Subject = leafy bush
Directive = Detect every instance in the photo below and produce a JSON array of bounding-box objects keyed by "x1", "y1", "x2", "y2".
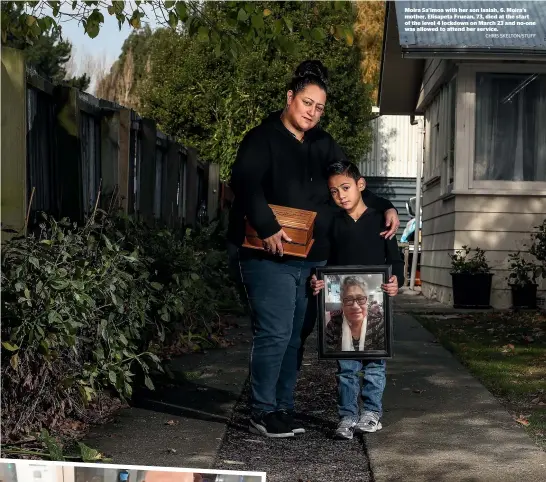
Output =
[
  {"x1": 506, "y1": 252, "x2": 539, "y2": 287},
  {"x1": 1, "y1": 211, "x2": 242, "y2": 442},
  {"x1": 138, "y1": 1, "x2": 373, "y2": 181},
  {"x1": 449, "y1": 246, "x2": 491, "y2": 275},
  {"x1": 529, "y1": 219, "x2": 546, "y2": 279}
]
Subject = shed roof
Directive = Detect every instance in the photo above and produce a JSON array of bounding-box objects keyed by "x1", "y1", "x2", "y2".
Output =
[
  {"x1": 396, "y1": 0, "x2": 546, "y2": 56},
  {"x1": 378, "y1": 1, "x2": 546, "y2": 115}
]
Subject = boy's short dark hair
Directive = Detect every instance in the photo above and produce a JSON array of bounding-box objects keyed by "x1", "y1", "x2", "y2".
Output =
[{"x1": 326, "y1": 160, "x2": 363, "y2": 182}]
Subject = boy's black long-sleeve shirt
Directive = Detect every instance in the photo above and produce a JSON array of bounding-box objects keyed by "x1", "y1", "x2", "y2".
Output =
[
  {"x1": 227, "y1": 111, "x2": 396, "y2": 262},
  {"x1": 329, "y1": 207, "x2": 405, "y2": 286}
]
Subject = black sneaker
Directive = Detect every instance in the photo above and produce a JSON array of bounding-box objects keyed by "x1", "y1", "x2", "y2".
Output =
[
  {"x1": 249, "y1": 411, "x2": 294, "y2": 438},
  {"x1": 277, "y1": 410, "x2": 305, "y2": 434}
]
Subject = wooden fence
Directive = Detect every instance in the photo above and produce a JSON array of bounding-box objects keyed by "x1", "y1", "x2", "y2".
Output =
[{"x1": 1, "y1": 46, "x2": 222, "y2": 240}]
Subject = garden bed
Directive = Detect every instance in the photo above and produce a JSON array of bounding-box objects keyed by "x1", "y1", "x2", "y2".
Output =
[{"x1": 1, "y1": 211, "x2": 243, "y2": 460}]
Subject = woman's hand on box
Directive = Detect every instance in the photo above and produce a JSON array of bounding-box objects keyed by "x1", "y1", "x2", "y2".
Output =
[{"x1": 263, "y1": 228, "x2": 292, "y2": 256}]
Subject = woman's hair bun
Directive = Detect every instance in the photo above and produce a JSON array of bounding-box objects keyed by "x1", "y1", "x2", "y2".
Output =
[
  {"x1": 294, "y1": 60, "x2": 328, "y2": 85},
  {"x1": 289, "y1": 59, "x2": 328, "y2": 94}
]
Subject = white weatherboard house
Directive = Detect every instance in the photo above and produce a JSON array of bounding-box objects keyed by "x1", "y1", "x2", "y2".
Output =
[{"x1": 378, "y1": 0, "x2": 546, "y2": 308}]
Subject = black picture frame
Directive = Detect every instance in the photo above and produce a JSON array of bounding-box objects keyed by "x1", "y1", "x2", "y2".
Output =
[{"x1": 316, "y1": 265, "x2": 394, "y2": 360}]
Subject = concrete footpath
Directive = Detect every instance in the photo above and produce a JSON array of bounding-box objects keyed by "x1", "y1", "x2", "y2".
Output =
[
  {"x1": 84, "y1": 291, "x2": 546, "y2": 481},
  {"x1": 84, "y1": 318, "x2": 251, "y2": 468},
  {"x1": 215, "y1": 331, "x2": 373, "y2": 482},
  {"x1": 367, "y1": 291, "x2": 546, "y2": 482}
]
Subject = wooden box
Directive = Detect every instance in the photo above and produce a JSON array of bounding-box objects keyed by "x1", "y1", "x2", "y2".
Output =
[{"x1": 242, "y1": 204, "x2": 317, "y2": 258}]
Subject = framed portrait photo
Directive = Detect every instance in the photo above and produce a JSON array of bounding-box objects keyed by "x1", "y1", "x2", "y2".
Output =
[{"x1": 316, "y1": 265, "x2": 394, "y2": 360}]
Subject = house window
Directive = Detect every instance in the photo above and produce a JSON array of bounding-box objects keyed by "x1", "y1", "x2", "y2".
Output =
[
  {"x1": 474, "y1": 73, "x2": 546, "y2": 182},
  {"x1": 423, "y1": 77, "x2": 457, "y2": 191},
  {"x1": 424, "y1": 97, "x2": 440, "y2": 182}
]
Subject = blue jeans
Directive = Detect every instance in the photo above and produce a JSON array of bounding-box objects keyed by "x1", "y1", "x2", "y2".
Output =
[
  {"x1": 238, "y1": 250, "x2": 323, "y2": 415},
  {"x1": 297, "y1": 279, "x2": 323, "y2": 370},
  {"x1": 337, "y1": 359, "x2": 386, "y2": 419}
]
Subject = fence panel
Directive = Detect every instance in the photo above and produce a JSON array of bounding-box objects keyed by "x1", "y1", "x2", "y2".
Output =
[
  {"x1": 207, "y1": 162, "x2": 220, "y2": 222},
  {"x1": 80, "y1": 111, "x2": 102, "y2": 214},
  {"x1": 4, "y1": 63, "x2": 214, "y2": 234},
  {"x1": 160, "y1": 144, "x2": 180, "y2": 226},
  {"x1": 153, "y1": 145, "x2": 165, "y2": 219},
  {"x1": 128, "y1": 114, "x2": 141, "y2": 215},
  {"x1": 26, "y1": 86, "x2": 58, "y2": 219},
  {"x1": 178, "y1": 150, "x2": 188, "y2": 225}
]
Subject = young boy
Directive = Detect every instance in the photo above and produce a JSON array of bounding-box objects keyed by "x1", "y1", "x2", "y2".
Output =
[{"x1": 311, "y1": 160, "x2": 404, "y2": 440}]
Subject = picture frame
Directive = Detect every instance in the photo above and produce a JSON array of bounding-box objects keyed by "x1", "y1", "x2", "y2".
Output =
[{"x1": 316, "y1": 265, "x2": 394, "y2": 360}]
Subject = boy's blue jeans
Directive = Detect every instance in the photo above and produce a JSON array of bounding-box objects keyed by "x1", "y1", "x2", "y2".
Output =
[
  {"x1": 337, "y1": 359, "x2": 386, "y2": 419},
  {"x1": 238, "y1": 250, "x2": 325, "y2": 415}
]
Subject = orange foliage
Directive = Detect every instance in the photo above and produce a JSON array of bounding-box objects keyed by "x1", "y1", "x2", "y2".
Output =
[{"x1": 353, "y1": 1, "x2": 386, "y2": 105}]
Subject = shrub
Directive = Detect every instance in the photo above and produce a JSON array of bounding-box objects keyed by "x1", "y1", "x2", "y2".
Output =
[
  {"x1": 529, "y1": 219, "x2": 546, "y2": 279},
  {"x1": 506, "y1": 252, "x2": 539, "y2": 287},
  {"x1": 1, "y1": 211, "x2": 241, "y2": 441},
  {"x1": 449, "y1": 246, "x2": 491, "y2": 275}
]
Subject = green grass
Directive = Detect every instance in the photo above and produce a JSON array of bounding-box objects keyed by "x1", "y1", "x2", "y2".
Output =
[{"x1": 415, "y1": 310, "x2": 546, "y2": 450}]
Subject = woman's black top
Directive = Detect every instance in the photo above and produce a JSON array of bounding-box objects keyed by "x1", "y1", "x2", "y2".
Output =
[{"x1": 227, "y1": 111, "x2": 395, "y2": 262}]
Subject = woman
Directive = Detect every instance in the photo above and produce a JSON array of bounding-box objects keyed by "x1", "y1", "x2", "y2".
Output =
[
  {"x1": 325, "y1": 277, "x2": 385, "y2": 352},
  {"x1": 227, "y1": 60, "x2": 399, "y2": 438}
]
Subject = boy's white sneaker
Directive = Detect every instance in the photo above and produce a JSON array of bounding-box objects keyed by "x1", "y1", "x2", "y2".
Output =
[
  {"x1": 335, "y1": 416, "x2": 358, "y2": 440},
  {"x1": 355, "y1": 410, "x2": 382, "y2": 433}
]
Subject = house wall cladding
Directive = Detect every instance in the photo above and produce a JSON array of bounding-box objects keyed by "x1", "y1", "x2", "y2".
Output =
[
  {"x1": 359, "y1": 115, "x2": 423, "y2": 178},
  {"x1": 359, "y1": 115, "x2": 422, "y2": 239},
  {"x1": 1, "y1": 47, "x2": 221, "y2": 237},
  {"x1": 419, "y1": 61, "x2": 546, "y2": 309}
]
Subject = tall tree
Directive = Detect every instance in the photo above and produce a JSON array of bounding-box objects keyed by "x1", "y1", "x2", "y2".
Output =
[
  {"x1": 6, "y1": 27, "x2": 91, "y2": 90},
  {"x1": 96, "y1": 25, "x2": 154, "y2": 109},
  {"x1": 137, "y1": 1, "x2": 372, "y2": 181},
  {"x1": 354, "y1": 1, "x2": 386, "y2": 105},
  {"x1": 66, "y1": 72, "x2": 91, "y2": 91}
]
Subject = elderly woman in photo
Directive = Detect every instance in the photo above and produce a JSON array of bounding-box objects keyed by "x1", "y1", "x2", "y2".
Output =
[
  {"x1": 325, "y1": 276, "x2": 385, "y2": 353},
  {"x1": 321, "y1": 275, "x2": 389, "y2": 438}
]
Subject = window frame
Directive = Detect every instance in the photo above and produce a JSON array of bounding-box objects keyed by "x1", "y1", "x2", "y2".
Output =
[
  {"x1": 441, "y1": 75, "x2": 457, "y2": 196},
  {"x1": 423, "y1": 87, "x2": 441, "y2": 185},
  {"x1": 423, "y1": 76, "x2": 457, "y2": 194},
  {"x1": 457, "y1": 63, "x2": 546, "y2": 195}
]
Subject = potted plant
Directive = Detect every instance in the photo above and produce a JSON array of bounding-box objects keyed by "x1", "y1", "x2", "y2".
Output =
[
  {"x1": 530, "y1": 219, "x2": 546, "y2": 276},
  {"x1": 506, "y1": 252, "x2": 539, "y2": 309},
  {"x1": 529, "y1": 218, "x2": 546, "y2": 310},
  {"x1": 449, "y1": 246, "x2": 493, "y2": 308}
]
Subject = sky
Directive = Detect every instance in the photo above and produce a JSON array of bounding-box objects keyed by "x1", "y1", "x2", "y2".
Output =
[{"x1": 55, "y1": 4, "x2": 160, "y2": 90}]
